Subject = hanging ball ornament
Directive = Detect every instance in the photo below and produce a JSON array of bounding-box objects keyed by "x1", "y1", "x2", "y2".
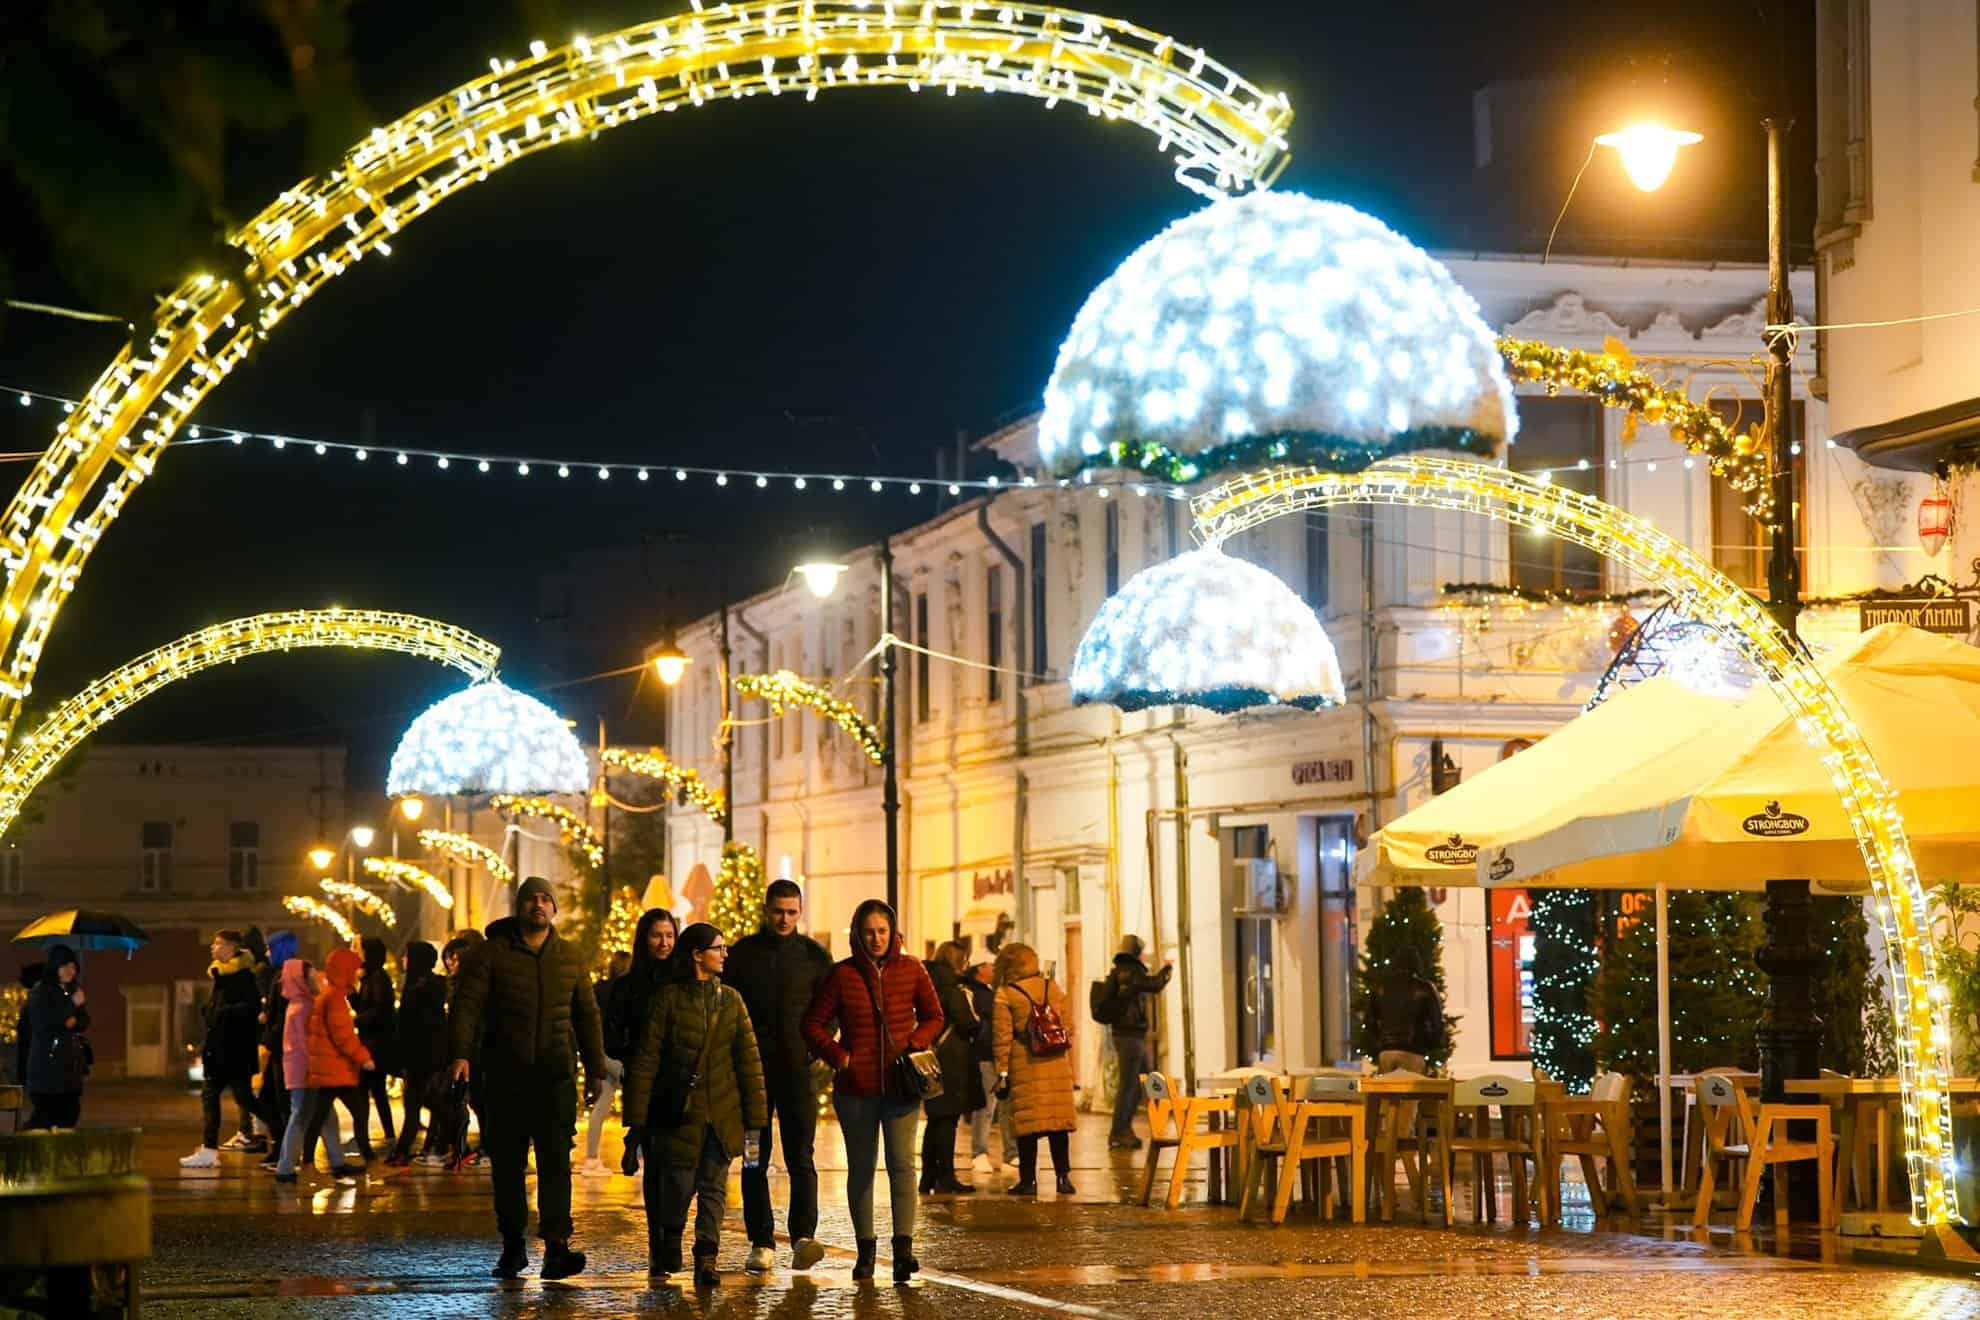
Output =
[{"x1": 1919, "y1": 486, "x2": 1954, "y2": 557}]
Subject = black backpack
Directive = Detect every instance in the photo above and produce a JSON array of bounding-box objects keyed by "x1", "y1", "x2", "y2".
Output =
[{"x1": 1089, "y1": 974, "x2": 1124, "y2": 1026}]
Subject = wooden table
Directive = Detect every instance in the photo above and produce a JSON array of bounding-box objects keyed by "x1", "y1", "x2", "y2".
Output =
[
  {"x1": 1784, "y1": 1075, "x2": 1980, "y2": 1216},
  {"x1": 1359, "y1": 1074, "x2": 1454, "y2": 1223}
]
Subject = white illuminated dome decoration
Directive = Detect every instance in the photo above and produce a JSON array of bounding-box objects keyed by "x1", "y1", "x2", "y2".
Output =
[
  {"x1": 1038, "y1": 191, "x2": 1517, "y2": 481},
  {"x1": 1072, "y1": 546, "x2": 1346, "y2": 714},
  {"x1": 387, "y1": 680, "x2": 589, "y2": 797}
]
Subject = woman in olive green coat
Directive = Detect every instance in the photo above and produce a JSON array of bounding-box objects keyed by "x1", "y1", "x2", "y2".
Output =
[{"x1": 622, "y1": 923, "x2": 768, "y2": 1287}]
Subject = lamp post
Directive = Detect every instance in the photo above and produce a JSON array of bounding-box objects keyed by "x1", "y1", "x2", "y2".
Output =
[
  {"x1": 1594, "y1": 62, "x2": 1821, "y2": 1216},
  {"x1": 796, "y1": 542, "x2": 898, "y2": 912}
]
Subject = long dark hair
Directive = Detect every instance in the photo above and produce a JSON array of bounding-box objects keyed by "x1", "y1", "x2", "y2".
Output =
[
  {"x1": 663, "y1": 922, "x2": 722, "y2": 983},
  {"x1": 631, "y1": 907, "x2": 678, "y2": 980}
]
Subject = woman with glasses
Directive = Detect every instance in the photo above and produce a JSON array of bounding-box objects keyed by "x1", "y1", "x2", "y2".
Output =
[
  {"x1": 801, "y1": 898, "x2": 944, "y2": 1284},
  {"x1": 621, "y1": 923, "x2": 767, "y2": 1288}
]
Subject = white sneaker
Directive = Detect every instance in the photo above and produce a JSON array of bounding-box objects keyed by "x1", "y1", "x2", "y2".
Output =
[
  {"x1": 414, "y1": 1153, "x2": 451, "y2": 1167},
  {"x1": 745, "y1": 1245, "x2": 775, "y2": 1275},
  {"x1": 972, "y1": 1153, "x2": 994, "y2": 1176},
  {"x1": 578, "y1": 1159, "x2": 613, "y2": 1178},
  {"x1": 179, "y1": 1147, "x2": 220, "y2": 1168}
]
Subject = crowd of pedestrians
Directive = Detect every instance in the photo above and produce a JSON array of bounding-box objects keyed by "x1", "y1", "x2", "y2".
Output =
[{"x1": 133, "y1": 874, "x2": 1179, "y2": 1288}]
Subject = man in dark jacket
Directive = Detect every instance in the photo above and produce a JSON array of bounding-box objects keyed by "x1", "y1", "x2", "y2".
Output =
[
  {"x1": 350, "y1": 936, "x2": 398, "y2": 1160},
  {"x1": 253, "y1": 930, "x2": 299, "y2": 1170},
  {"x1": 182, "y1": 929, "x2": 263, "y2": 1167},
  {"x1": 1370, "y1": 949, "x2": 1444, "y2": 1074},
  {"x1": 390, "y1": 941, "x2": 449, "y2": 1164},
  {"x1": 721, "y1": 879, "x2": 831, "y2": 1275},
  {"x1": 1103, "y1": 934, "x2": 1173, "y2": 1150},
  {"x1": 449, "y1": 877, "x2": 606, "y2": 1282}
]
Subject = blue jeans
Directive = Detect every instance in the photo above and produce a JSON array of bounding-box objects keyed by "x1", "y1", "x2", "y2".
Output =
[
  {"x1": 278, "y1": 1086, "x2": 347, "y2": 1175},
  {"x1": 833, "y1": 1092, "x2": 919, "y2": 1239}
]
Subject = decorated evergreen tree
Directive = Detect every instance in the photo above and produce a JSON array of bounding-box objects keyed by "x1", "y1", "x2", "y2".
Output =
[
  {"x1": 1529, "y1": 889, "x2": 1598, "y2": 1092},
  {"x1": 1592, "y1": 890, "x2": 1769, "y2": 1085},
  {"x1": 1353, "y1": 887, "x2": 1459, "y2": 1067}
]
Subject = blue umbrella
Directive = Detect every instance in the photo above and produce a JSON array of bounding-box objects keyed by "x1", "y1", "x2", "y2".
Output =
[{"x1": 13, "y1": 909, "x2": 150, "y2": 954}]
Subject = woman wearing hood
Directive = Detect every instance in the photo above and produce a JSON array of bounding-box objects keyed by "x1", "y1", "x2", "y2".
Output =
[
  {"x1": 349, "y1": 936, "x2": 397, "y2": 1160},
  {"x1": 992, "y1": 943, "x2": 1077, "y2": 1197},
  {"x1": 292, "y1": 947, "x2": 373, "y2": 1185},
  {"x1": 272, "y1": 958, "x2": 320, "y2": 1181},
  {"x1": 582, "y1": 908, "x2": 677, "y2": 1177},
  {"x1": 620, "y1": 922, "x2": 765, "y2": 1286},
  {"x1": 389, "y1": 941, "x2": 451, "y2": 1165},
  {"x1": 800, "y1": 899, "x2": 943, "y2": 1284},
  {"x1": 23, "y1": 945, "x2": 88, "y2": 1129}
]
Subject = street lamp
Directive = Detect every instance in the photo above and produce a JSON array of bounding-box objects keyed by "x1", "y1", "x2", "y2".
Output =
[
  {"x1": 349, "y1": 826, "x2": 376, "y2": 850},
  {"x1": 307, "y1": 845, "x2": 337, "y2": 872},
  {"x1": 651, "y1": 641, "x2": 691, "y2": 687},
  {"x1": 397, "y1": 796, "x2": 425, "y2": 822},
  {"x1": 1594, "y1": 122, "x2": 1702, "y2": 192},
  {"x1": 793, "y1": 543, "x2": 899, "y2": 912}
]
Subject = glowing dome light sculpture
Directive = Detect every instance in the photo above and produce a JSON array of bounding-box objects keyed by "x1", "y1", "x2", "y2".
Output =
[
  {"x1": 1071, "y1": 546, "x2": 1345, "y2": 713},
  {"x1": 1038, "y1": 192, "x2": 1518, "y2": 483},
  {"x1": 387, "y1": 680, "x2": 587, "y2": 798}
]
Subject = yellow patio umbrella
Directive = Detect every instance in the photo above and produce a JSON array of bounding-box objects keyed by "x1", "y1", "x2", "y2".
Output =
[{"x1": 1479, "y1": 624, "x2": 1980, "y2": 891}]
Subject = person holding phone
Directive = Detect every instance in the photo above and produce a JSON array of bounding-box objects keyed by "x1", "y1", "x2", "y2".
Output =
[{"x1": 620, "y1": 923, "x2": 767, "y2": 1288}]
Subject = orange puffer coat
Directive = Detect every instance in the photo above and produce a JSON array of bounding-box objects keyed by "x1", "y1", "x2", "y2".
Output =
[
  {"x1": 991, "y1": 948, "x2": 1077, "y2": 1137},
  {"x1": 306, "y1": 947, "x2": 373, "y2": 1089}
]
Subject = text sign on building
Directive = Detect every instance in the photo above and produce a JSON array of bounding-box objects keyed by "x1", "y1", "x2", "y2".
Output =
[
  {"x1": 1291, "y1": 757, "x2": 1356, "y2": 787},
  {"x1": 1858, "y1": 598, "x2": 1971, "y2": 635}
]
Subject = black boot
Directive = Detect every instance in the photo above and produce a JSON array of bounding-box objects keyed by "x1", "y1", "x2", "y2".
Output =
[
  {"x1": 492, "y1": 1236, "x2": 528, "y2": 1279},
  {"x1": 852, "y1": 1237, "x2": 877, "y2": 1281},
  {"x1": 649, "y1": 1232, "x2": 683, "y2": 1277},
  {"x1": 1055, "y1": 1173, "x2": 1077, "y2": 1196},
  {"x1": 891, "y1": 1235, "x2": 919, "y2": 1284},
  {"x1": 541, "y1": 1238, "x2": 586, "y2": 1281}
]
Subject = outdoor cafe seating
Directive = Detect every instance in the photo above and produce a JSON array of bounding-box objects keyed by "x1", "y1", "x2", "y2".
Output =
[{"x1": 1691, "y1": 1071, "x2": 1836, "y2": 1232}]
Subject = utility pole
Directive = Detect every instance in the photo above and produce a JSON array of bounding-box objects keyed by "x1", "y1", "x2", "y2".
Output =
[{"x1": 878, "y1": 536, "x2": 899, "y2": 913}]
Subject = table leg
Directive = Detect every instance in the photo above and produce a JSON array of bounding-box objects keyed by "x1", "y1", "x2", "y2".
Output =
[{"x1": 1833, "y1": 1098, "x2": 1857, "y2": 1216}]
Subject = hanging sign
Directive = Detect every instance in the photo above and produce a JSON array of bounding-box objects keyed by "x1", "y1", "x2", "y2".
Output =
[{"x1": 1858, "y1": 597, "x2": 1970, "y2": 635}]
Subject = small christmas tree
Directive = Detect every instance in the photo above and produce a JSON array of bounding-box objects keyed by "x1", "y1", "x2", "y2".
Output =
[
  {"x1": 1353, "y1": 887, "x2": 1458, "y2": 1067},
  {"x1": 1592, "y1": 889, "x2": 1769, "y2": 1085},
  {"x1": 1529, "y1": 889, "x2": 1598, "y2": 1092},
  {"x1": 706, "y1": 841, "x2": 764, "y2": 944}
]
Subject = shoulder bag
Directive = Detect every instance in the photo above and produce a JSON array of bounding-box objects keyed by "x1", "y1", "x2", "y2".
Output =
[{"x1": 863, "y1": 965, "x2": 943, "y2": 1102}]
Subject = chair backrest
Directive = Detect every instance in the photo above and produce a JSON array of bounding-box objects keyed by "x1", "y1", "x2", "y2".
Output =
[
  {"x1": 1239, "y1": 1074, "x2": 1275, "y2": 1109},
  {"x1": 1695, "y1": 1073, "x2": 1742, "y2": 1108},
  {"x1": 1144, "y1": 1070, "x2": 1172, "y2": 1103},
  {"x1": 1305, "y1": 1074, "x2": 1360, "y2": 1097},
  {"x1": 1453, "y1": 1074, "x2": 1535, "y2": 1108},
  {"x1": 1590, "y1": 1071, "x2": 1631, "y2": 1104}
]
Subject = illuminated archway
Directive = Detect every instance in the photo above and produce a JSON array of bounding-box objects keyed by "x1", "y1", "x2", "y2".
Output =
[
  {"x1": 0, "y1": 608, "x2": 498, "y2": 837},
  {"x1": 0, "y1": 3, "x2": 1290, "y2": 758},
  {"x1": 1192, "y1": 456, "x2": 1960, "y2": 1227}
]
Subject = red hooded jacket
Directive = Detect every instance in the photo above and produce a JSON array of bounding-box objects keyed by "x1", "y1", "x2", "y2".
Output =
[
  {"x1": 306, "y1": 947, "x2": 374, "y2": 1089},
  {"x1": 801, "y1": 925, "x2": 942, "y2": 1098}
]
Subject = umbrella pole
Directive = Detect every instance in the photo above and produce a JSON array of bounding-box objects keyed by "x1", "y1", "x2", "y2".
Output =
[{"x1": 1656, "y1": 881, "x2": 1674, "y2": 1199}]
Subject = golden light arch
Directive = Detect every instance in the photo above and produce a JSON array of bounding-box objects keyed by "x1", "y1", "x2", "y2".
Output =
[
  {"x1": 0, "y1": 2, "x2": 1291, "y2": 759},
  {"x1": 0, "y1": 608, "x2": 499, "y2": 839},
  {"x1": 1193, "y1": 456, "x2": 1962, "y2": 1229}
]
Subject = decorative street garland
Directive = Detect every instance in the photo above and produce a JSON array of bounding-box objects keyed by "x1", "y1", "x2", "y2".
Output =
[
  {"x1": 1496, "y1": 337, "x2": 1774, "y2": 523},
  {"x1": 364, "y1": 856, "x2": 455, "y2": 910},
  {"x1": 600, "y1": 746, "x2": 728, "y2": 825},
  {"x1": 417, "y1": 829, "x2": 516, "y2": 884},
  {"x1": 734, "y1": 670, "x2": 887, "y2": 766},
  {"x1": 1101, "y1": 425, "x2": 1498, "y2": 486},
  {"x1": 283, "y1": 894, "x2": 357, "y2": 944},
  {"x1": 319, "y1": 877, "x2": 397, "y2": 928},
  {"x1": 489, "y1": 794, "x2": 604, "y2": 868},
  {"x1": 1441, "y1": 582, "x2": 1668, "y2": 608}
]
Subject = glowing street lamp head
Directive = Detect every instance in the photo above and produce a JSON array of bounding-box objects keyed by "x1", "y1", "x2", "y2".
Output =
[
  {"x1": 795, "y1": 562, "x2": 848, "y2": 600},
  {"x1": 398, "y1": 795, "x2": 425, "y2": 822},
  {"x1": 349, "y1": 826, "x2": 376, "y2": 850},
  {"x1": 1595, "y1": 123, "x2": 1703, "y2": 192},
  {"x1": 308, "y1": 846, "x2": 337, "y2": 872},
  {"x1": 651, "y1": 643, "x2": 691, "y2": 687}
]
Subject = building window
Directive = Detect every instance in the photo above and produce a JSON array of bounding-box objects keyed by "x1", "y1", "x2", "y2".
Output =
[
  {"x1": 1305, "y1": 512, "x2": 1330, "y2": 611},
  {"x1": 1507, "y1": 397, "x2": 1604, "y2": 594},
  {"x1": 1709, "y1": 400, "x2": 1806, "y2": 592},
  {"x1": 1104, "y1": 502, "x2": 1120, "y2": 596},
  {"x1": 140, "y1": 820, "x2": 173, "y2": 892},
  {"x1": 915, "y1": 593, "x2": 931, "y2": 723},
  {"x1": 986, "y1": 565, "x2": 1004, "y2": 703},
  {"x1": 228, "y1": 821, "x2": 260, "y2": 891},
  {"x1": 0, "y1": 847, "x2": 20, "y2": 895},
  {"x1": 1029, "y1": 521, "x2": 1049, "y2": 679}
]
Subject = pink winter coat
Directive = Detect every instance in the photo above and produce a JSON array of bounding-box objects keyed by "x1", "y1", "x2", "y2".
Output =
[{"x1": 279, "y1": 958, "x2": 314, "y2": 1090}]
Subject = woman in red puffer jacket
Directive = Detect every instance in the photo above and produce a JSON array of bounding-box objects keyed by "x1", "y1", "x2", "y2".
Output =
[
  {"x1": 292, "y1": 947, "x2": 373, "y2": 1182},
  {"x1": 801, "y1": 898, "x2": 942, "y2": 1283}
]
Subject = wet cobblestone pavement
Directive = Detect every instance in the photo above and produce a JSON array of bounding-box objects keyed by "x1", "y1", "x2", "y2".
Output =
[{"x1": 92, "y1": 1082, "x2": 1978, "y2": 1318}]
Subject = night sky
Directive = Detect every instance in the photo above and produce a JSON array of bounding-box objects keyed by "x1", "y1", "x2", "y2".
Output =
[{"x1": 0, "y1": 1, "x2": 1813, "y2": 787}]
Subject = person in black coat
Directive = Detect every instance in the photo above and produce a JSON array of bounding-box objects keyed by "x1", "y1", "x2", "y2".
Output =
[
  {"x1": 13, "y1": 962, "x2": 42, "y2": 1087},
  {"x1": 349, "y1": 936, "x2": 398, "y2": 1159},
  {"x1": 1103, "y1": 934, "x2": 1172, "y2": 1150},
  {"x1": 389, "y1": 941, "x2": 450, "y2": 1164},
  {"x1": 919, "y1": 943, "x2": 986, "y2": 1195},
  {"x1": 964, "y1": 958, "x2": 1000, "y2": 1172},
  {"x1": 182, "y1": 929, "x2": 263, "y2": 1166},
  {"x1": 254, "y1": 930, "x2": 299, "y2": 1166},
  {"x1": 24, "y1": 946, "x2": 88, "y2": 1129}
]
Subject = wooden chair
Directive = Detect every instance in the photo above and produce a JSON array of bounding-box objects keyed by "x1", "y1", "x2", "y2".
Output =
[
  {"x1": 1368, "y1": 1072, "x2": 1430, "y2": 1222},
  {"x1": 1541, "y1": 1071, "x2": 1640, "y2": 1221},
  {"x1": 1139, "y1": 1070, "x2": 1238, "y2": 1209},
  {"x1": 1235, "y1": 1075, "x2": 1291, "y2": 1222},
  {"x1": 1274, "y1": 1075, "x2": 1366, "y2": 1225},
  {"x1": 1701, "y1": 1074, "x2": 1835, "y2": 1232},
  {"x1": 1443, "y1": 1075, "x2": 1547, "y2": 1226}
]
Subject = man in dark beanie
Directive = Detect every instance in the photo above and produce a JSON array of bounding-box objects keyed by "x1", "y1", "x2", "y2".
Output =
[{"x1": 449, "y1": 876, "x2": 605, "y2": 1281}]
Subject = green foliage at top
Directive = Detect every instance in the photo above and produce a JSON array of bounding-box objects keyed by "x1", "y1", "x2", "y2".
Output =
[
  {"x1": 1933, "y1": 881, "x2": 1980, "y2": 1075},
  {"x1": 1591, "y1": 890, "x2": 1767, "y2": 1085},
  {"x1": 1352, "y1": 886, "x2": 1458, "y2": 1068},
  {"x1": 1809, "y1": 895, "x2": 1872, "y2": 1076}
]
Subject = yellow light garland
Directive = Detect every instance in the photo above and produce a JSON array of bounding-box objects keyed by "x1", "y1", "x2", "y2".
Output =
[
  {"x1": 363, "y1": 856, "x2": 454, "y2": 910},
  {"x1": 0, "y1": 609, "x2": 497, "y2": 839},
  {"x1": 319, "y1": 877, "x2": 398, "y2": 928},
  {"x1": 600, "y1": 746, "x2": 727, "y2": 825},
  {"x1": 1192, "y1": 456, "x2": 1961, "y2": 1227},
  {"x1": 284, "y1": 894, "x2": 357, "y2": 945},
  {"x1": 734, "y1": 671, "x2": 886, "y2": 765},
  {"x1": 489, "y1": 794, "x2": 604, "y2": 868},
  {"x1": 707, "y1": 841, "x2": 765, "y2": 946},
  {"x1": 416, "y1": 829, "x2": 515, "y2": 884},
  {"x1": 599, "y1": 884, "x2": 642, "y2": 973},
  {"x1": 1495, "y1": 336, "x2": 1773, "y2": 523}
]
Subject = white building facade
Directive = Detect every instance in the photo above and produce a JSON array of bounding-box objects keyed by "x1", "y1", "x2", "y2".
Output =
[{"x1": 655, "y1": 253, "x2": 1914, "y2": 1102}]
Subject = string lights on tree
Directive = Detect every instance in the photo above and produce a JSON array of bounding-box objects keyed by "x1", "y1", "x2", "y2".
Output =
[
  {"x1": 490, "y1": 795, "x2": 604, "y2": 869},
  {"x1": 416, "y1": 829, "x2": 516, "y2": 884},
  {"x1": 732, "y1": 672, "x2": 886, "y2": 765},
  {"x1": 319, "y1": 877, "x2": 398, "y2": 928},
  {"x1": 600, "y1": 746, "x2": 728, "y2": 824},
  {"x1": 284, "y1": 894, "x2": 357, "y2": 945},
  {"x1": 598, "y1": 885, "x2": 643, "y2": 974},
  {"x1": 364, "y1": 856, "x2": 453, "y2": 910},
  {"x1": 707, "y1": 842, "x2": 765, "y2": 946}
]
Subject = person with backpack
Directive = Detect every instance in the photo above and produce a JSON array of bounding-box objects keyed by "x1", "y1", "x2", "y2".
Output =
[
  {"x1": 800, "y1": 898, "x2": 943, "y2": 1284},
  {"x1": 991, "y1": 942, "x2": 1076, "y2": 1197},
  {"x1": 1091, "y1": 934, "x2": 1173, "y2": 1150}
]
